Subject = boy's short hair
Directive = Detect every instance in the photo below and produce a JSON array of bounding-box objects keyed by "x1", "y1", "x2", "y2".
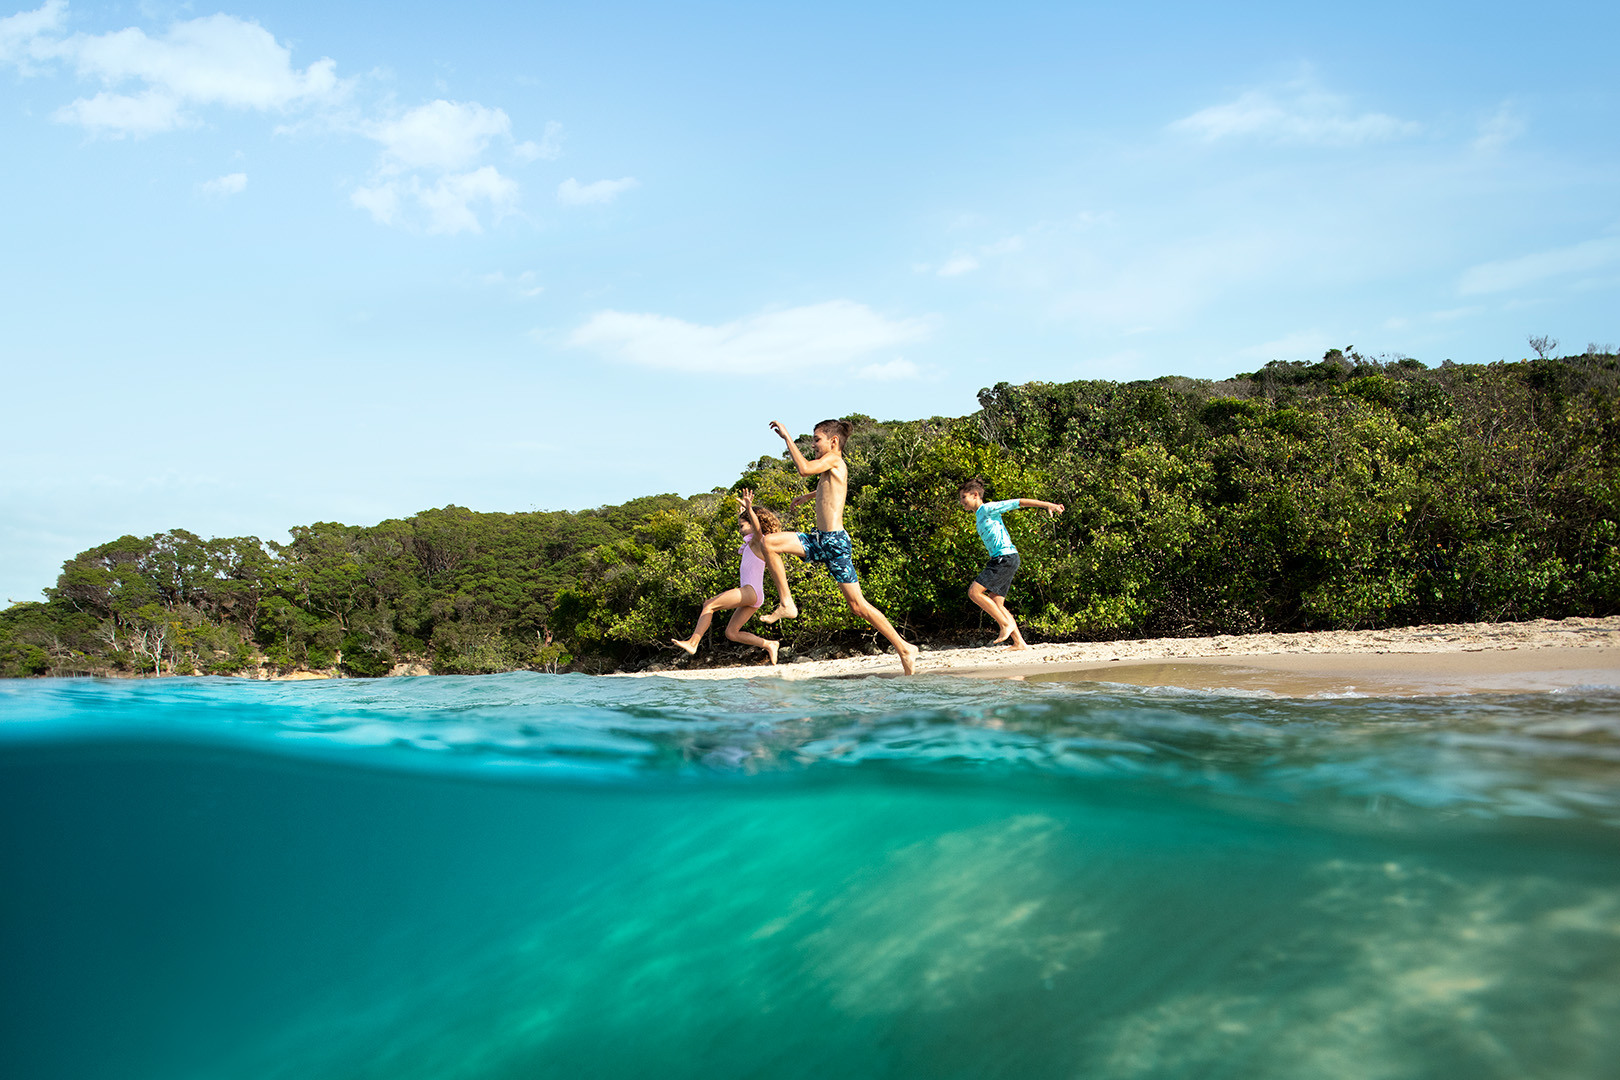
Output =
[
  {"x1": 958, "y1": 478, "x2": 986, "y2": 497},
  {"x1": 814, "y1": 418, "x2": 853, "y2": 446}
]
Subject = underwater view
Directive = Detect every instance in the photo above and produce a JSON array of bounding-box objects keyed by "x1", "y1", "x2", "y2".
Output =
[{"x1": 3, "y1": 672, "x2": 1619, "y2": 1079}]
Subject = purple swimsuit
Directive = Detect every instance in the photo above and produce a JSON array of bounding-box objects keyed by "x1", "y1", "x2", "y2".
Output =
[{"x1": 739, "y1": 536, "x2": 766, "y2": 604}]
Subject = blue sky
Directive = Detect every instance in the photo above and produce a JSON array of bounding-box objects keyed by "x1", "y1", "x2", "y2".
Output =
[{"x1": 2, "y1": 0, "x2": 1616, "y2": 603}]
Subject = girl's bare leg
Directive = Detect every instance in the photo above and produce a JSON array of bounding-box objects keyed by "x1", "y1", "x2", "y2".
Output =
[
  {"x1": 838, "y1": 582, "x2": 918, "y2": 675},
  {"x1": 724, "y1": 605, "x2": 778, "y2": 664},
  {"x1": 673, "y1": 588, "x2": 749, "y2": 654},
  {"x1": 759, "y1": 534, "x2": 805, "y2": 624}
]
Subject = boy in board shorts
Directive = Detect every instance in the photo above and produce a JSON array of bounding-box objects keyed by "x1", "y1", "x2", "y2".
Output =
[
  {"x1": 957, "y1": 479, "x2": 1064, "y2": 650},
  {"x1": 755, "y1": 419, "x2": 919, "y2": 675}
]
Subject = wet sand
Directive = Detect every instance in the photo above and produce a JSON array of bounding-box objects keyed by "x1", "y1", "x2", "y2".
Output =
[{"x1": 632, "y1": 616, "x2": 1620, "y2": 696}]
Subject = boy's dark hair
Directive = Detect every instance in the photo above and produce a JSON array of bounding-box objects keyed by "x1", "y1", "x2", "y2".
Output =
[
  {"x1": 814, "y1": 418, "x2": 853, "y2": 446},
  {"x1": 958, "y1": 478, "x2": 986, "y2": 497}
]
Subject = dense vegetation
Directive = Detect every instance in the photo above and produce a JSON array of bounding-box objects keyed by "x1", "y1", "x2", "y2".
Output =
[{"x1": 4, "y1": 350, "x2": 1617, "y2": 678}]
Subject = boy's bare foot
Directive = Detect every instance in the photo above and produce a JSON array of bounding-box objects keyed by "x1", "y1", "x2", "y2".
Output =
[
  {"x1": 671, "y1": 638, "x2": 698, "y2": 656},
  {"x1": 991, "y1": 622, "x2": 1015, "y2": 644},
  {"x1": 897, "y1": 643, "x2": 919, "y2": 675},
  {"x1": 1006, "y1": 638, "x2": 1031, "y2": 651},
  {"x1": 760, "y1": 601, "x2": 798, "y2": 624},
  {"x1": 763, "y1": 640, "x2": 779, "y2": 665}
]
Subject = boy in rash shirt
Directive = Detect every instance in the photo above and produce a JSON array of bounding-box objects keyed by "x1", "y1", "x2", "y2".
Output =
[{"x1": 957, "y1": 478, "x2": 1064, "y2": 650}]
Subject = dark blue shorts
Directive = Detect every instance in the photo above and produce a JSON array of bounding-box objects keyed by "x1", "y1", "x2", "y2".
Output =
[
  {"x1": 975, "y1": 552, "x2": 1020, "y2": 596},
  {"x1": 797, "y1": 529, "x2": 858, "y2": 584}
]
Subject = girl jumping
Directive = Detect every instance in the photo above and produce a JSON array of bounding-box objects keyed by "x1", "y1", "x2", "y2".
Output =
[{"x1": 671, "y1": 489, "x2": 784, "y2": 664}]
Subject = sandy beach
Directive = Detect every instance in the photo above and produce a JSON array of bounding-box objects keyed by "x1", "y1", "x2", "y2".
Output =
[{"x1": 629, "y1": 616, "x2": 1620, "y2": 696}]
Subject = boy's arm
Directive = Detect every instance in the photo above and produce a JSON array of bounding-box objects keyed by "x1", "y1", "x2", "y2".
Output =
[
  {"x1": 789, "y1": 490, "x2": 816, "y2": 510},
  {"x1": 769, "y1": 420, "x2": 841, "y2": 477},
  {"x1": 1015, "y1": 498, "x2": 1066, "y2": 518}
]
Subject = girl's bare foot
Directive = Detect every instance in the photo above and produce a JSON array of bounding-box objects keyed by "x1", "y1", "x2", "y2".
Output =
[
  {"x1": 763, "y1": 640, "x2": 780, "y2": 665},
  {"x1": 760, "y1": 601, "x2": 799, "y2": 624},
  {"x1": 671, "y1": 638, "x2": 698, "y2": 656},
  {"x1": 897, "y1": 643, "x2": 919, "y2": 675}
]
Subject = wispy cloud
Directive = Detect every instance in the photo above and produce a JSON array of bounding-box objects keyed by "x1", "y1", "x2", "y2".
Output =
[
  {"x1": 1473, "y1": 103, "x2": 1526, "y2": 153},
  {"x1": 352, "y1": 165, "x2": 518, "y2": 235},
  {"x1": 557, "y1": 176, "x2": 638, "y2": 206},
  {"x1": 2, "y1": 2, "x2": 561, "y2": 234},
  {"x1": 1458, "y1": 236, "x2": 1620, "y2": 295},
  {"x1": 2, "y1": 2, "x2": 341, "y2": 137},
  {"x1": 856, "y1": 358, "x2": 921, "y2": 380},
  {"x1": 515, "y1": 120, "x2": 563, "y2": 162},
  {"x1": 477, "y1": 269, "x2": 544, "y2": 298},
  {"x1": 365, "y1": 99, "x2": 510, "y2": 171},
  {"x1": 936, "y1": 254, "x2": 979, "y2": 277},
  {"x1": 198, "y1": 171, "x2": 247, "y2": 197},
  {"x1": 1170, "y1": 79, "x2": 1419, "y2": 146},
  {"x1": 347, "y1": 99, "x2": 531, "y2": 233},
  {"x1": 567, "y1": 300, "x2": 932, "y2": 375}
]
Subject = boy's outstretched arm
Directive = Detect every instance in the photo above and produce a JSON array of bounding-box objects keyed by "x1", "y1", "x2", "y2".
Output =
[
  {"x1": 1015, "y1": 498, "x2": 1066, "y2": 517},
  {"x1": 769, "y1": 420, "x2": 840, "y2": 477}
]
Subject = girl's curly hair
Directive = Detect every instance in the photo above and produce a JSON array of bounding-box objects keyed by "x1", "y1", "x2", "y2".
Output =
[{"x1": 752, "y1": 506, "x2": 783, "y2": 535}]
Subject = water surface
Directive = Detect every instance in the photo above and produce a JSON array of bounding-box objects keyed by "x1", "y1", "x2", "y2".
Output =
[{"x1": 3, "y1": 673, "x2": 1618, "y2": 1079}]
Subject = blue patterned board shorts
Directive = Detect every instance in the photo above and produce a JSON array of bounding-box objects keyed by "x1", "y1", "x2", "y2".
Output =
[{"x1": 797, "y1": 528, "x2": 859, "y2": 584}]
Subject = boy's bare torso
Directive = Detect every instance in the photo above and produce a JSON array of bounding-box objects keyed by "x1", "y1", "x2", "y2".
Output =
[{"x1": 813, "y1": 459, "x2": 848, "y2": 532}]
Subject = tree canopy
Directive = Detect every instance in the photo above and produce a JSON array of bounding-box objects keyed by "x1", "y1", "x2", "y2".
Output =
[{"x1": 5, "y1": 350, "x2": 1616, "y2": 678}]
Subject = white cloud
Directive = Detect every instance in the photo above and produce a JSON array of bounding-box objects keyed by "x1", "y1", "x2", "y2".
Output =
[
  {"x1": 349, "y1": 182, "x2": 400, "y2": 226},
  {"x1": 0, "y1": 0, "x2": 65, "y2": 69},
  {"x1": 198, "y1": 171, "x2": 247, "y2": 197},
  {"x1": 1473, "y1": 104, "x2": 1526, "y2": 153},
  {"x1": 857, "y1": 358, "x2": 921, "y2": 380},
  {"x1": 368, "y1": 99, "x2": 510, "y2": 171},
  {"x1": 1171, "y1": 81, "x2": 1419, "y2": 146},
  {"x1": 4, "y1": 4, "x2": 547, "y2": 235},
  {"x1": 54, "y1": 87, "x2": 184, "y2": 134},
  {"x1": 557, "y1": 176, "x2": 638, "y2": 206},
  {"x1": 1458, "y1": 236, "x2": 1620, "y2": 295},
  {"x1": 351, "y1": 166, "x2": 518, "y2": 235},
  {"x1": 937, "y1": 254, "x2": 979, "y2": 277},
  {"x1": 3, "y1": 6, "x2": 342, "y2": 137},
  {"x1": 515, "y1": 120, "x2": 563, "y2": 162},
  {"x1": 567, "y1": 300, "x2": 933, "y2": 375}
]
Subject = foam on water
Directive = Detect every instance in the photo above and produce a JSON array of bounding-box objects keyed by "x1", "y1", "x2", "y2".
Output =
[{"x1": 2, "y1": 673, "x2": 1618, "y2": 1078}]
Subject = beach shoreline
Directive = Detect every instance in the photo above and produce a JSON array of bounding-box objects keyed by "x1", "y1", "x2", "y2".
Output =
[{"x1": 625, "y1": 616, "x2": 1620, "y2": 696}]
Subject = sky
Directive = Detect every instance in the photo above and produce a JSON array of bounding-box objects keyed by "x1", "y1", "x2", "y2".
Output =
[{"x1": 2, "y1": 0, "x2": 1616, "y2": 603}]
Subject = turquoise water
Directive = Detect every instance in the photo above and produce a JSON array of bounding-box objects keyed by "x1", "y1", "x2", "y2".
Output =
[{"x1": 3, "y1": 674, "x2": 1619, "y2": 1080}]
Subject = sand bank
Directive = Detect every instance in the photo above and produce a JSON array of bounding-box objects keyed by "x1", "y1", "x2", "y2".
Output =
[{"x1": 630, "y1": 616, "x2": 1620, "y2": 696}]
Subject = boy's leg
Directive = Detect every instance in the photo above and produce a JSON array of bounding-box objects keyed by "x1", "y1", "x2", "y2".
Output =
[
  {"x1": 988, "y1": 594, "x2": 1029, "y2": 650},
  {"x1": 673, "y1": 588, "x2": 745, "y2": 654},
  {"x1": 968, "y1": 581, "x2": 1016, "y2": 638},
  {"x1": 837, "y1": 582, "x2": 918, "y2": 675},
  {"x1": 758, "y1": 545, "x2": 798, "y2": 624},
  {"x1": 757, "y1": 532, "x2": 806, "y2": 624},
  {"x1": 724, "y1": 605, "x2": 779, "y2": 664}
]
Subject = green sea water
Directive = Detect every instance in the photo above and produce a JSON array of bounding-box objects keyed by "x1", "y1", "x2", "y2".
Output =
[{"x1": 2, "y1": 673, "x2": 1618, "y2": 1079}]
